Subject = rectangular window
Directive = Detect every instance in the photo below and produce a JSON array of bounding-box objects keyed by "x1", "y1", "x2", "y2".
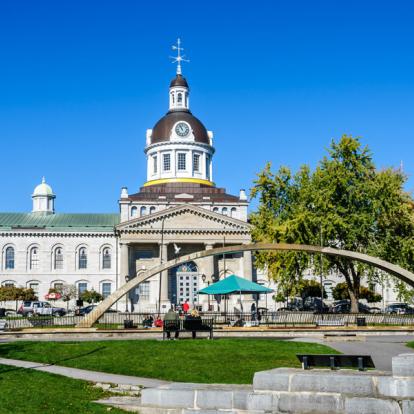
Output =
[
  {"x1": 139, "y1": 281, "x2": 150, "y2": 300},
  {"x1": 193, "y1": 153, "x2": 200, "y2": 172},
  {"x1": 177, "y1": 153, "x2": 186, "y2": 170},
  {"x1": 102, "y1": 282, "x2": 112, "y2": 299},
  {"x1": 153, "y1": 155, "x2": 158, "y2": 174},
  {"x1": 54, "y1": 282, "x2": 63, "y2": 291},
  {"x1": 29, "y1": 283, "x2": 39, "y2": 294},
  {"x1": 163, "y1": 153, "x2": 171, "y2": 171},
  {"x1": 206, "y1": 155, "x2": 211, "y2": 179},
  {"x1": 78, "y1": 282, "x2": 87, "y2": 296}
]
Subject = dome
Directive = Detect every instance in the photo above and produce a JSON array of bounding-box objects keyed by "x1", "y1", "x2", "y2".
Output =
[
  {"x1": 170, "y1": 74, "x2": 188, "y2": 88},
  {"x1": 151, "y1": 111, "x2": 210, "y2": 145},
  {"x1": 33, "y1": 177, "x2": 54, "y2": 196}
]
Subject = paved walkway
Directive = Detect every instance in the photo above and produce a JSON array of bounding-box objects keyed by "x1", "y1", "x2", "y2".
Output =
[
  {"x1": 0, "y1": 357, "x2": 170, "y2": 388},
  {"x1": 290, "y1": 334, "x2": 414, "y2": 371}
]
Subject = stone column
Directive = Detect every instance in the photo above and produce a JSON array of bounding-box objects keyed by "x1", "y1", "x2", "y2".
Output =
[
  {"x1": 243, "y1": 250, "x2": 253, "y2": 281},
  {"x1": 159, "y1": 243, "x2": 170, "y2": 305},
  {"x1": 120, "y1": 243, "x2": 130, "y2": 281},
  {"x1": 204, "y1": 243, "x2": 215, "y2": 282}
]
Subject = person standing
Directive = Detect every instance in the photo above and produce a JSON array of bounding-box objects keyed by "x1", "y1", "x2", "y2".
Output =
[
  {"x1": 182, "y1": 299, "x2": 190, "y2": 314},
  {"x1": 164, "y1": 307, "x2": 180, "y2": 339}
]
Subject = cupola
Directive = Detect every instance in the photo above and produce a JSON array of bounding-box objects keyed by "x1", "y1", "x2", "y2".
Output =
[{"x1": 32, "y1": 177, "x2": 55, "y2": 214}]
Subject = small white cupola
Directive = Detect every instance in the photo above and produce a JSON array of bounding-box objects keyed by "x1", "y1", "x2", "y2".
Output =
[
  {"x1": 169, "y1": 38, "x2": 190, "y2": 111},
  {"x1": 32, "y1": 177, "x2": 55, "y2": 214}
]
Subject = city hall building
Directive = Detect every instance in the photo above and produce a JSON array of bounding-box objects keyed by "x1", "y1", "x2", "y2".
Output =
[{"x1": 0, "y1": 64, "x2": 259, "y2": 312}]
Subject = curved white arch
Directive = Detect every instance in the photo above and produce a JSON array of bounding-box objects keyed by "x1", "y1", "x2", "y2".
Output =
[{"x1": 77, "y1": 243, "x2": 414, "y2": 327}]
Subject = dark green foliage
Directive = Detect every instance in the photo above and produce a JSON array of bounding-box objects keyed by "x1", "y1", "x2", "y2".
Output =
[
  {"x1": 250, "y1": 136, "x2": 414, "y2": 312},
  {"x1": 333, "y1": 282, "x2": 382, "y2": 303},
  {"x1": 80, "y1": 290, "x2": 104, "y2": 304}
]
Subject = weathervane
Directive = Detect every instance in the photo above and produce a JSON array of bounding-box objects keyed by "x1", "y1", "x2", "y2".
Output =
[{"x1": 170, "y1": 38, "x2": 189, "y2": 75}]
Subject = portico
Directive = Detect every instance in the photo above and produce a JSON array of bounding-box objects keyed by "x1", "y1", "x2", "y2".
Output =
[{"x1": 116, "y1": 204, "x2": 252, "y2": 312}]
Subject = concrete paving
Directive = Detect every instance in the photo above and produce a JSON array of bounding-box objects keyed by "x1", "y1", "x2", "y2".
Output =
[
  {"x1": 290, "y1": 334, "x2": 414, "y2": 371},
  {"x1": 0, "y1": 357, "x2": 170, "y2": 388}
]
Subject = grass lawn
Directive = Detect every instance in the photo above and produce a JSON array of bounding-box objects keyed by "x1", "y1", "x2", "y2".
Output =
[
  {"x1": 0, "y1": 339, "x2": 337, "y2": 384},
  {"x1": 0, "y1": 364, "x2": 126, "y2": 414},
  {"x1": 408, "y1": 341, "x2": 414, "y2": 349}
]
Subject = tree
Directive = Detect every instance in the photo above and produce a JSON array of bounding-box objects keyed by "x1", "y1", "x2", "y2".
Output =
[
  {"x1": 332, "y1": 282, "x2": 382, "y2": 303},
  {"x1": 0, "y1": 286, "x2": 37, "y2": 310},
  {"x1": 59, "y1": 284, "x2": 77, "y2": 310},
  {"x1": 80, "y1": 289, "x2": 103, "y2": 304},
  {"x1": 251, "y1": 135, "x2": 414, "y2": 312},
  {"x1": 298, "y1": 280, "x2": 326, "y2": 300}
]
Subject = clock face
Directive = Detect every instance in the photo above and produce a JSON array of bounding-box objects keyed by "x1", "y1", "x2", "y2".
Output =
[{"x1": 175, "y1": 122, "x2": 190, "y2": 137}]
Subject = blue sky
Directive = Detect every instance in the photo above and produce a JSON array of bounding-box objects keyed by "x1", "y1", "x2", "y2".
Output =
[{"x1": 0, "y1": 1, "x2": 413, "y2": 213}]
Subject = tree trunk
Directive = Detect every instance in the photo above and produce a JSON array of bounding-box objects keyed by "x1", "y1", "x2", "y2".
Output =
[{"x1": 348, "y1": 289, "x2": 359, "y2": 313}]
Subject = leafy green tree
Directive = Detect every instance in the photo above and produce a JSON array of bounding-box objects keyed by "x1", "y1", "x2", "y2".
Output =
[
  {"x1": 80, "y1": 289, "x2": 103, "y2": 304},
  {"x1": 332, "y1": 282, "x2": 382, "y2": 303},
  {"x1": 251, "y1": 135, "x2": 414, "y2": 312},
  {"x1": 298, "y1": 279, "x2": 326, "y2": 300}
]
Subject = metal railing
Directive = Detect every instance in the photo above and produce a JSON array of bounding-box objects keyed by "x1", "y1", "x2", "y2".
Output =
[{"x1": 2, "y1": 311, "x2": 414, "y2": 331}]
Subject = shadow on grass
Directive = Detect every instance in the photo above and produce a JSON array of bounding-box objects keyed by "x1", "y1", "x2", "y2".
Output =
[{"x1": 0, "y1": 343, "x2": 107, "y2": 373}]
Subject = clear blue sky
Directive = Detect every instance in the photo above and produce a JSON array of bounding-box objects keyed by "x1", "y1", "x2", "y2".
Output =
[{"x1": 1, "y1": 1, "x2": 413, "y2": 213}]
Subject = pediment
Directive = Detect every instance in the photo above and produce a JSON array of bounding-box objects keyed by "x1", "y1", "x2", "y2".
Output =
[{"x1": 117, "y1": 204, "x2": 250, "y2": 234}]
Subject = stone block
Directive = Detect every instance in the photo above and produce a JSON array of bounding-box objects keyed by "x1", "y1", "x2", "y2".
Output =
[
  {"x1": 253, "y1": 369, "x2": 291, "y2": 391},
  {"x1": 345, "y1": 397, "x2": 402, "y2": 414},
  {"x1": 378, "y1": 377, "x2": 414, "y2": 398},
  {"x1": 232, "y1": 389, "x2": 250, "y2": 410},
  {"x1": 393, "y1": 354, "x2": 414, "y2": 377},
  {"x1": 246, "y1": 392, "x2": 278, "y2": 411},
  {"x1": 290, "y1": 372, "x2": 374, "y2": 396},
  {"x1": 141, "y1": 388, "x2": 195, "y2": 408},
  {"x1": 402, "y1": 400, "x2": 414, "y2": 414},
  {"x1": 196, "y1": 390, "x2": 233, "y2": 410},
  {"x1": 278, "y1": 392, "x2": 344, "y2": 413}
]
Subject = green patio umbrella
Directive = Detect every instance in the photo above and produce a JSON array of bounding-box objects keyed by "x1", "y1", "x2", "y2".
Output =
[{"x1": 198, "y1": 274, "x2": 273, "y2": 295}]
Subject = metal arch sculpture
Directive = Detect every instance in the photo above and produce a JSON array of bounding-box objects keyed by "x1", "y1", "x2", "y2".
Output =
[{"x1": 76, "y1": 243, "x2": 414, "y2": 328}]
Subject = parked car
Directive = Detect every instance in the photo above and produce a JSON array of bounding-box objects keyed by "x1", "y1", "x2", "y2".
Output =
[
  {"x1": 385, "y1": 303, "x2": 414, "y2": 315},
  {"x1": 303, "y1": 297, "x2": 329, "y2": 313},
  {"x1": 331, "y1": 301, "x2": 373, "y2": 314},
  {"x1": 75, "y1": 304, "x2": 118, "y2": 316},
  {"x1": 17, "y1": 301, "x2": 66, "y2": 317}
]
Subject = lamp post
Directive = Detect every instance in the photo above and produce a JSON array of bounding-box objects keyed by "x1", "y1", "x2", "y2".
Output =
[{"x1": 125, "y1": 275, "x2": 130, "y2": 313}]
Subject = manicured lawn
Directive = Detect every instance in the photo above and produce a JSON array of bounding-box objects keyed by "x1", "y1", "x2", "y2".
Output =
[
  {"x1": 0, "y1": 339, "x2": 337, "y2": 384},
  {"x1": 407, "y1": 341, "x2": 414, "y2": 349},
  {"x1": 0, "y1": 364, "x2": 126, "y2": 414}
]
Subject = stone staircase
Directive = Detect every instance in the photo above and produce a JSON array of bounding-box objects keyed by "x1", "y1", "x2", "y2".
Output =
[{"x1": 97, "y1": 353, "x2": 414, "y2": 413}]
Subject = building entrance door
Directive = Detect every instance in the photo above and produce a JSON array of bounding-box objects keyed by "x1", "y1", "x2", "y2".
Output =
[{"x1": 175, "y1": 262, "x2": 199, "y2": 306}]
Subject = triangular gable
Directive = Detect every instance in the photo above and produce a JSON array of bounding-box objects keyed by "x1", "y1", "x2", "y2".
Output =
[{"x1": 117, "y1": 204, "x2": 251, "y2": 233}]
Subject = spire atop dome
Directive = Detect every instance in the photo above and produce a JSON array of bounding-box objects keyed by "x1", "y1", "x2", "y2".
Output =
[{"x1": 170, "y1": 38, "x2": 189, "y2": 75}]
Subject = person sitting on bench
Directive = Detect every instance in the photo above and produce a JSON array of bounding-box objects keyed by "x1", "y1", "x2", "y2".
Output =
[
  {"x1": 164, "y1": 307, "x2": 180, "y2": 339},
  {"x1": 184, "y1": 309, "x2": 202, "y2": 339}
]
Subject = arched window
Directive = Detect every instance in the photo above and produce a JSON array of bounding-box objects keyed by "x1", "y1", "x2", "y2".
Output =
[
  {"x1": 30, "y1": 247, "x2": 39, "y2": 270},
  {"x1": 140, "y1": 206, "x2": 147, "y2": 216},
  {"x1": 102, "y1": 247, "x2": 111, "y2": 269},
  {"x1": 131, "y1": 206, "x2": 138, "y2": 218},
  {"x1": 177, "y1": 93, "x2": 182, "y2": 105},
  {"x1": 5, "y1": 247, "x2": 15, "y2": 270},
  {"x1": 222, "y1": 207, "x2": 228, "y2": 216},
  {"x1": 149, "y1": 206, "x2": 156, "y2": 214},
  {"x1": 78, "y1": 247, "x2": 87, "y2": 269},
  {"x1": 212, "y1": 207, "x2": 219, "y2": 213},
  {"x1": 230, "y1": 207, "x2": 237, "y2": 218},
  {"x1": 54, "y1": 247, "x2": 63, "y2": 270}
]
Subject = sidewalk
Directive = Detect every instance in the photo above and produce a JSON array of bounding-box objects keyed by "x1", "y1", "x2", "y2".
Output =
[{"x1": 0, "y1": 357, "x2": 170, "y2": 388}]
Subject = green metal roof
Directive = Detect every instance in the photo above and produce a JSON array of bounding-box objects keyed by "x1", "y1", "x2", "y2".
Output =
[{"x1": 0, "y1": 213, "x2": 120, "y2": 232}]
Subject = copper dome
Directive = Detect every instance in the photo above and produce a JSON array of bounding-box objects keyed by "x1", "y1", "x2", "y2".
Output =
[
  {"x1": 150, "y1": 111, "x2": 210, "y2": 145},
  {"x1": 170, "y1": 74, "x2": 189, "y2": 88}
]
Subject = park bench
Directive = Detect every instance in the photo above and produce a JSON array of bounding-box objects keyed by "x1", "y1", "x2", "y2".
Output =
[
  {"x1": 0, "y1": 319, "x2": 8, "y2": 331},
  {"x1": 163, "y1": 318, "x2": 213, "y2": 340},
  {"x1": 297, "y1": 354, "x2": 375, "y2": 371},
  {"x1": 316, "y1": 318, "x2": 345, "y2": 327}
]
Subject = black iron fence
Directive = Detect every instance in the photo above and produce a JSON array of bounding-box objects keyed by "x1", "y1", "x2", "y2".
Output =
[{"x1": 1, "y1": 311, "x2": 414, "y2": 331}]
